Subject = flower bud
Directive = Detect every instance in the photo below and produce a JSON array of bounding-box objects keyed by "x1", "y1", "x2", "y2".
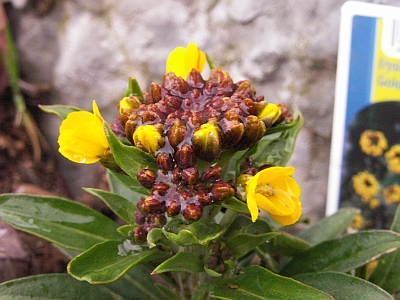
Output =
[
  {"x1": 150, "y1": 214, "x2": 167, "y2": 227},
  {"x1": 166, "y1": 199, "x2": 181, "y2": 217},
  {"x1": 141, "y1": 194, "x2": 165, "y2": 214},
  {"x1": 134, "y1": 213, "x2": 146, "y2": 225},
  {"x1": 172, "y1": 76, "x2": 189, "y2": 96},
  {"x1": 186, "y1": 69, "x2": 205, "y2": 88},
  {"x1": 209, "y1": 68, "x2": 230, "y2": 86},
  {"x1": 183, "y1": 203, "x2": 203, "y2": 221},
  {"x1": 181, "y1": 167, "x2": 199, "y2": 185},
  {"x1": 276, "y1": 103, "x2": 290, "y2": 123},
  {"x1": 257, "y1": 102, "x2": 281, "y2": 129},
  {"x1": 192, "y1": 119, "x2": 221, "y2": 162},
  {"x1": 133, "y1": 124, "x2": 165, "y2": 155},
  {"x1": 150, "y1": 82, "x2": 162, "y2": 103},
  {"x1": 133, "y1": 226, "x2": 147, "y2": 243},
  {"x1": 171, "y1": 167, "x2": 182, "y2": 182},
  {"x1": 201, "y1": 166, "x2": 222, "y2": 183},
  {"x1": 168, "y1": 119, "x2": 187, "y2": 149},
  {"x1": 196, "y1": 191, "x2": 211, "y2": 206},
  {"x1": 210, "y1": 181, "x2": 235, "y2": 202},
  {"x1": 137, "y1": 169, "x2": 157, "y2": 188},
  {"x1": 235, "y1": 115, "x2": 266, "y2": 150},
  {"x1": 118, "y1": 96, "x2": 142, "y2": 115},
  {"x1": 174, "y1": 144, "x2": 197, "y2": 169},
  {"x1": 218, "y1": 117, "x2": 244, "y2": 148},
  {"x1": 162, "y1": 72, "x2": 177, "y2": 90},
  {"x1": 231, "y1": 80, "x2": 255, "y2": 100},
  {"x1": 240, "y1": 98, "x2": 258, "y2": 116},
  {"x1": 152, "y1": 182, "x2": 170, "y2": 196},
  {"x1": 156, "y1": 153, "x2": 175, "y2": 171}
]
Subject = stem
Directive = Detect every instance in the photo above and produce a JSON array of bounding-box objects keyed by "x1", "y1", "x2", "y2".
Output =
[{"x1": 219, "y1": 209, "x2": 238, "y2": 229}]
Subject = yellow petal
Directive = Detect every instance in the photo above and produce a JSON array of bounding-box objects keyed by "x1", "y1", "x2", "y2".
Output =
[
  {"x1": 185, "y1": 42, "x2": 206, "y2": 75},
  {"x1": 166, "y1": 47, "x2": 187, "y2": 78}
]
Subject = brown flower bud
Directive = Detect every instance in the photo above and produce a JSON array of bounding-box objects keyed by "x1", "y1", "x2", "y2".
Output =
[
  {"x1": 209, "y1": 68, "x2": 230, "y2": 86},
  {"x1": 150, "y1": 82, "x2": 162, "y2": 103},
  {"x1": 171, "y1": 167, "x2": 182, "y2": 182},
  {"x1": 137, "y1": 169, "x2": 157, "y2": 188},
  {"x1": 168, "y1": 119, "x2": 187, "y2": 149},
  {"x1": 235, "y1": 115, "x2": 266, "y2": 150},
  {"x1": 152, "y1": 182, "x2": 170, "y2": 196},
  {"x1": 218, "y1": 118, "x2": 244, "y2": 148},
  {"x1": 186, "y1": 69, "x2": 205, "y2": 88},
  {"x1": 240, "y1": 98, "x2": 258, "y2": 116},
  {"x1": 183, "y1": 203, "x2": 203, "y2": 221},
  {"x1": 231, "y1": 80, "x2": 255, "y2": 100},
  {"x1": 141, "y1": 194, "x2": 165, "y2": 213},
  {"x1": 205, "y1": 255, "x2": 219, "y2": 269},
  {"x1": 156, "y1": 153, "x2": 175, "y2": 171},
  {"x1": 276, "y1": 103, "x2": 290, "y2": 124},
  {"x1": 174, "y1": 144, "x2": 197, "y2": 169},
  {"x1": 172, "y1": 76, "x2": 189, "y2": 96},
  {"x1": 165, "y1": 95, "x2": 182, "y2": 110},
  {"x1": 181, "y1": 167, "x2": 199, "y2": 185},
  {"x1": 216, "y1": 77, "x2": 235, "y2": 96},
  {"x1": 133, "y1": 226, "x2": 147, "y2": 243},
  {"x1": 150, "y1": 214, "x2": 167, "y2": 227},
  {"x1": 124, "y1": 115, "x2": 139, "y2": 144},
  {"x1": 201, "y1": 166, "x2": 222, "y2": 183},
  {"x1": 221, "y1": 248, "x2": 233, "y2": 261},
  {"x1": 210, "y1": 181, "x2": 235, "y2": 202},
  {"x1": 162, "y1": 72, "x2": 177, "y2": 90},
  {"x1": 134, "y1": 213, "x2": 146, "y2": 225},
  {"x1": 196, "y1": 190, "x2": 211, "y2": 206},
  {"x1": 166, "y1": 199, "x2": 181, "y2": 217}
]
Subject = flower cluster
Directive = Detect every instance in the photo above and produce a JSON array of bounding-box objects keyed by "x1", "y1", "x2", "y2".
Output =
[{"x1": 57, "y1": 43, "x2": 301, "y2": 242}]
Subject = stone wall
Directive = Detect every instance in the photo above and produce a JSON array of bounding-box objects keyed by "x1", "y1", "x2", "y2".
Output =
[{"x1": 9, "y1": 0, "x2": 399, "y2": 222}]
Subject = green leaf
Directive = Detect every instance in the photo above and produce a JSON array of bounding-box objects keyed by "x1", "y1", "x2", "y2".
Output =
[
  {"x1": 107, "y1": 169, "x2": 150, "y2": 200},
  {"x1": 297, "y1": 207, "x2": 359, "y2": 246},
  {"x1": 154, "y1": 284, "x2": 181, "y2": 300},
  {"x1": 251, "y1": 112, "x2": 303, "y2": 167},
  {"x1": 124, "y1": 77, "x2": 144, "y2": 100},
  {"x1": 370, "y1": 205, "x2": 400, "y2": 293},
  {"x1": 218, "y1": 196, "x2": 250, "y2": 214},
  {"x1": 117, "y1": 224, "x2": 135, "y2": 237},
  {"x1": 0, "y1": 274, "x2": 124, "y2": 300},
  {"x1": 68, "y1": 240, "x2": 169, "y2": 284},
  {"x1": 259, "y1": 231, "x2": 311, "y2": 257},
  {"x1": 227, "y1": 232, "x2": 278, "y2": 259},
  {"x1": 105, "y1": 265, "x2": 167, "y2": 300},
  {"x1": 208, "y1": 265, "x2": 333, "y2": 300},
  {"x1": 84, "y1": 188, "x2": 137, "y2": 223},
  {"x1": 224, "y1": 215, "x2": 272, "y2": 241},
  {"x1": 0, "y1": 194, "x2": 120, "y2": 252},
  {"x1": 281, "y1": 230, "x2": 400, "y2": 277},
  {"x1": 163, "y1": 218, "x2": 225, "y2": 247},
  {"x1": 152, "y1": 252, "x2": 203, "y2": 274},
  {"x1": 295, "y1": 271, "x2": 394, "y2": 300},
  {"x1": 104, "y1": 123, "x2": 157, "y2": 178},
  {"x1": 39, "y1": 104, "x2": 82, "y2": 120}
]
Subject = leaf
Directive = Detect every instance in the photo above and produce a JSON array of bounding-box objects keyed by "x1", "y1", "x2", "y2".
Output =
[
  {"x1": 217, "y1": 196, "x2": 250, "y2": 214},
  {"x1": 227, "y1": 232, "x2": 278, "y2": 259},
  {"x1": 0, "y1": 194, "x2": 120, "y2": 252},
  {"x1": 68, "y1": 240, "x2": 169, "y2": 284},
  {"x1": 163, "y1": 219, "x2": 225, "y2": 247},
  {"x1": 39, "y1": 104, "x2": 82, "y2": 120},
  {"x1": 208, "y1": 265, "x2": 333, "y2": 300},
  {"x1": 295, "y1": 271, "x2": 394, "y2": 300},
  {"x1": 370, "y1": 205, "x2": 400, "y2": 293},
  {"x1": 0, "y1": 274, "x2": 124, "y2": 300},
  {"x1": 259, "y1": 231, "x2": 311, "y2": 257},
  {"x1": 124, "y1": 77, "x2": 144, "y2": 100},
  {"x1": 107, "y1": 169, "x2": 150, "y2": 200},
  {"x1": 104, "y1": 123, "x2": 157, "y2": 178},
  {"x1": 154, "y1": 284, "x2": 181, "y2": 300},
  {"x1": 223, "y1": 215, "x2": 272, "y2": 241},
  {"x1": 251, "y1": 111, "x2": 303, "y2": 167},
  {"x1": 84, "y1": 188, "x2": 137, "y2": 223},
  {"x1": 281, "y1": 230, "x2": 400, "y2": 277},
  {"x1": 105, "y1": 265, "x2": 167, "y2": 300},
  {"x1": 152, "y1": 252, "x2": 203, "y2": 274},
  {"x1": 297, "y1": 207, "x2": 359, "y2": 246}
]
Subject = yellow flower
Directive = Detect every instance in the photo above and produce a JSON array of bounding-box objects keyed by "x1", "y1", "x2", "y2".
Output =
[
  {"x1": 58, "y1": 101, "x2": 109, "y2": 164},
  {"x1": 369, "y1": 198, "x2": 381, "y2": 209},
  {"x1": 166, "y1": 42, "x2": 206, "y2": 79},
  {"x1": 359, "y1": 130, "x2": 388, "y2": 157},
  {"x1": 133, "y1": 124, "x2": 165, "y2": 155},
  {"x1": 352, "y1": 171, "x2": 380, "y2": 200},
  {"x1": 350, "y1": 213, "x2": 365, "y2": 230},
  {"x1": 118, "y1": 96, "x2": 142, "y2": 115},
  {"x1": 192, "y1": 120, "x2": 221, "y2": 161},
  {"x1": 385, "y1": 144, "x2": 400, "y2": 174},
  {"x1": 245, "y1": 166, "x2": 302, "y2": 225},
  {"x1": 383, "y1": 184, "x2": 400, "y2": 204},
  {"x1": 258, "y1": 103, "x2": 281, "y2": 128}
]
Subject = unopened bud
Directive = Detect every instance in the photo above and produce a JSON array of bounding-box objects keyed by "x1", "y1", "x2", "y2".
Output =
[
  {"x1": 276, "y1": 103, "x2": 290, "y2": 124},
  {"x1": 133, "y1": 124, "x2": 165, "y2": 155},
  {"x1": 150, "y1": 82, "x2": 162, "y2": 103},
  {"x1": 218, "y1": 118, "x2": 244, "y2": 148},
  {"x1": 133, "y1": 226, "x2": 147, "y2": 243},
  {"x1": 235, "y1": 115, "x2": 266, "y2": 150},
  {"x1": 168, "y1": 119, "x2": 187, "y2": 149},
  {"x1": 209, "y1": 68, "x2": 230, "y2": 86},
  {"x1": 137, "y1": 169, "x2": 157, "y2": 188},
  {"x1": 156, "y1": 153, "x2": 175, "y2": 171},
  {"x1": 183, "y1": 203, "x2": 203, "y2": 221},
  {"x1": 192, "y1": 119, "x2": 221, "y2": 162},
  {"x1": 152, "y1": 182, "x2": 170, "y2": 196},
  {"x1": 231, "y1": 80, "x2": 255, "y2": 100},
  {"x1": 118, "y1": 96, "x2": 142, "y2": 115},
  {"x1": 186, "y1": 69, "x2": 205, "y2": 88},
  {"x1": 196, "y1": 191, "x2": 211, "y2": 206},
  {"x1": 258, "y1": 102, "x2": 281, "y2": 129},
  {"x1": 201, "y1": 166, "x2": 222, "y2": 183},
  {"x1": 134, "y1": 213, "x2": 146, "y2": 225},
  {"x1": 141, "y1": 194, "x2": 165, "y2": 214},
  {"x1": 181, "y1": 167, "x2": 199, "y2": 185},
  {"x1": 172, "y1": 76, "x2": 189, "y2": 96},
  {"x1": 162, "y1": 72, "x2": 177, "y2": 90},
  {"x1": 174, "y1": 144, "x2": 197, "y2": 169},
  {"x1": 150, "y1": 214, "x2": 167, "y2": 227},
  {"x1": 210, "y1": 181, "x2": 235, "y2": 202},
  {"x1": 166, "y1": 199, "x2": 181, "y2": 217}
]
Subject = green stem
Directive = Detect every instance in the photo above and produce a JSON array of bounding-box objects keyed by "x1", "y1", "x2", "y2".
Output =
[{"x1": 219, "y1": 209, "x2": 238, "y2": 229}]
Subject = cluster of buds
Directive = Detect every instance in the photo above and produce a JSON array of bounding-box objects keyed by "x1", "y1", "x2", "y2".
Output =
[{"x1": 118, "y1": 68, "x2": 292, "y2": 162}]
